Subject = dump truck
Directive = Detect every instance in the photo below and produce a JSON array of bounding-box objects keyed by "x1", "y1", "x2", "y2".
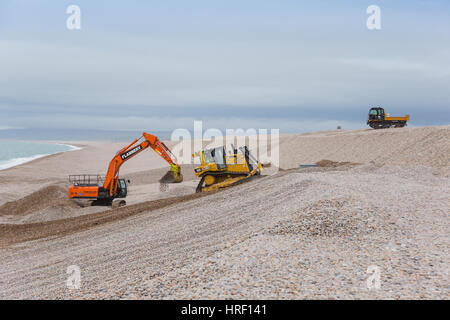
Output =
[
  {"x1": 193, "y1": 145, "x2": 262, "y2": 192},
  {"x1": 367, "y1": 107, "x2": 410, "y2": 129}
]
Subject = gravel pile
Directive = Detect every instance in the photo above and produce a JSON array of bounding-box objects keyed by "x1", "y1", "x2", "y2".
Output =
[
  {"x1": 0, "y1": 185, "x2": 78, "y2": 217},
  {"x1": 0, "y1": 126, "x2": 448, "y2": 299},
  {"x1": 279, "y1": 125, "x2": 450, "y2": 169},
  {"x1": 0, "y1": 164, "x2": 447, "y2": 299},
  {"x1": 315, "y1": 160, "x2": 358, "y2": 168},
  {"x1": 267, "y1": 198, "x2": 383, "y2": 238}
]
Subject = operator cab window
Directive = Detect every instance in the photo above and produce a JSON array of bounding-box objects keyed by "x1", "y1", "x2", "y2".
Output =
[
  {"x1": 213, "y1": 147, "x2": 225, "y2": 165},
  {"x1": 204, "y1": 147, "x2": 226, "y2": 166},
  {"x1": 203, "y1": 149, "x2": 215, "y2": 164}
]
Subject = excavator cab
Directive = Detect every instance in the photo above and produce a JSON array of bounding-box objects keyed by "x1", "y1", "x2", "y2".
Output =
[{"x1": 115, "y1": 179, "x2": 127, "y2": 198}]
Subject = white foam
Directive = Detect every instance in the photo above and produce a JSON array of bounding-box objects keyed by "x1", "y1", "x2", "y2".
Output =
[
  {"x1": 56, "y1": 144, "x2": 82, "y2": 151},
  {"x1": 0, "y1": 143, "x2": 82, "y2": 171}
]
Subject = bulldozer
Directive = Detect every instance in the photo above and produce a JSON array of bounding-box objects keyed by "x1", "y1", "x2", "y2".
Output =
[
  {"x1": 68, "y1": 132, "x2": 183, "y2": 206},
  {"x1": 367, "y1": 107, "x2": 410, "y2": 129},
  {"x1": 193, "y1": 145, "x2": 262, "y2": 192}
]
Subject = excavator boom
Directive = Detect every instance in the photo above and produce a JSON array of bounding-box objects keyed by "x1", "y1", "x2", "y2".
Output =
[{"x1": 103, "y1": 132, "x2": 182, "y2": 196}]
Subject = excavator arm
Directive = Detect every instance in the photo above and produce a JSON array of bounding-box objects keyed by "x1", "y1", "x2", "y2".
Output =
[{"x1": 103, "y1": 132, "x2": 182, "y2": 196}]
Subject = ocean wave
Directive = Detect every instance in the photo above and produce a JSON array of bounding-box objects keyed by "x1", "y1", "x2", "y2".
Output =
[{"x1": 0, "y1": 143, "x2": 82, "y2": 171}]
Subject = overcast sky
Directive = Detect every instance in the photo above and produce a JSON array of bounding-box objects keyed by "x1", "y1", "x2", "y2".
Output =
[{"x1": 0, "y1": 0, "x2": 449, "y2": 133}]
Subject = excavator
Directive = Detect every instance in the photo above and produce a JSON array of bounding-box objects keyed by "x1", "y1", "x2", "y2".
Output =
[
  {"x1": 68, "y1": 132, "x2": 183, "y2": 206},
  {"x1": 193, "y1": 145, "x2": 262, "y2": 192}
]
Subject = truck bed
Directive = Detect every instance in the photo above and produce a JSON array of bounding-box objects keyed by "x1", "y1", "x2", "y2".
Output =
[{"x1": 385, "y1": 115, "x2": 410, "y2": 121}]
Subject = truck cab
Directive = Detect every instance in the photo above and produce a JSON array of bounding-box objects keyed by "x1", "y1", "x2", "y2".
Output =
[{"x1": 368, "y1": 107, "x2": 385, "y2": 121}]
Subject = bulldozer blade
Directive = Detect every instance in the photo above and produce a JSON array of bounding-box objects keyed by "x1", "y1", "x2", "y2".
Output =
[{"x1": 159, "y1": 171, "x2": 183, "y2": 183}]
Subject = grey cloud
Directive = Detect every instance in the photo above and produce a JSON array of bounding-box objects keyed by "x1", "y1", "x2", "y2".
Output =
[{"x1": 0, "y1": 23, "x2": 449, "y2": 131}]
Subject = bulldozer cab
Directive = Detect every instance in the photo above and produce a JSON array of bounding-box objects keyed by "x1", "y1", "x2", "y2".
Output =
[{"x1": 205, "y1": 147, "x2": 227, "y2": 169}]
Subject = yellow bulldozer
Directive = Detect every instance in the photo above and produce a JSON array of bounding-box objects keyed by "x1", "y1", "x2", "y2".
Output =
[{"x1": 193, "y1": 145, "x2": 262, "y2": 192}]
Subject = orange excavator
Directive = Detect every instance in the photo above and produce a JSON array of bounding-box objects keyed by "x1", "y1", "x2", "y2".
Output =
[{"x1": 68, "y1": 132, "x2": 183, "y2": 206}]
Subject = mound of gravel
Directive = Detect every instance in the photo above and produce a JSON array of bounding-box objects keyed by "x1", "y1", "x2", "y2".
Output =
[
  {"x1": 315, "y1": 160, "x2": 359, "y2": 168},
  {"x1": 268, "y1": 198, "x2": 384, "y2": 238},
  {"x1": 279, "y1": 125, "x2": 450, "y2": 169},
  {"x1": 0, "y1": 185, "x2": 78, "y2": 216}
]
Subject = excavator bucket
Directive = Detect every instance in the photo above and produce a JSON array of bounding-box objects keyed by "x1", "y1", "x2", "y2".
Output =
[
  {"x1": 159, "y1": 164, "x2": 183, "y2": 183},
  {"x1": 159, "y1": 171, "x2": 183, "y2": 183}
]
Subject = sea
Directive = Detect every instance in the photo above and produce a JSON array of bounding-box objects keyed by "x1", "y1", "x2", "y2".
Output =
[
  {"x1": 0, "y1": 140, "x2": 80, "y2": 171},
  {"x1": 0, "y1": 128, "x2": 175, "y2": 171}
]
